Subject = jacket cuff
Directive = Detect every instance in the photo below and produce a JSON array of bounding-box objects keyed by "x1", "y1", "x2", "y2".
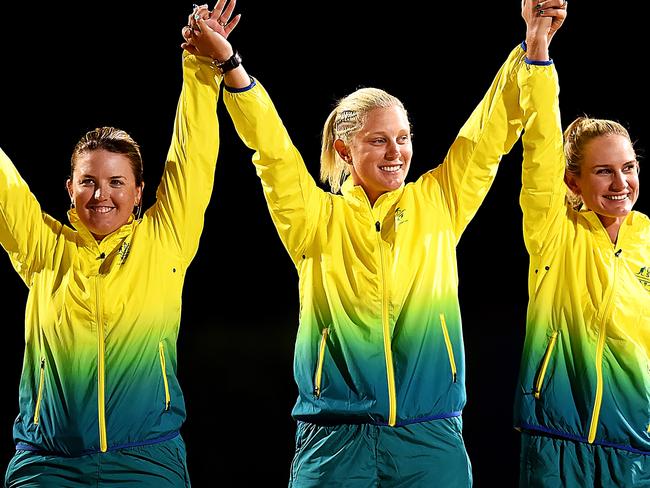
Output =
[
  {"x1": 224, "y1": 77, "x2": 257, "y2": 93},
  {"x1": 521, "y1": 40, "x2": 554, "y2": 66}
]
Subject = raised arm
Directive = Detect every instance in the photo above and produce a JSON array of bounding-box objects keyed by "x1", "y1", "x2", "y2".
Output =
[
  {"x1": 0, "y1": 149, "x2": 63, "y2": 284},
  {"x1": 184, "y1": 5, "x2": 327, "y2": 263},
  {"x1": 425, "y1": 0, "x2": 567, "y2": 242},
  {"x1": 518, "y1": 0, "x2": 568, "y2": 255},
  {"x1": 146, "y1": 25, "x2": 222, "y2": 265},
  {"x1": 424, "y1": 43, "x2": 527, "y2": 240}
]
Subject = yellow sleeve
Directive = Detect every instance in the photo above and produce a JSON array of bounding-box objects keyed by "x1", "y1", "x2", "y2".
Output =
[
  {"x1": 147, "y1": 52, "x2": 221, "y2": 264},
  {"x1": 517, "y1": 61, "x2": 566, "y2": 256},
  {"x1": 0, "y1": 147, "x2": 63, "y2": 284},
  {"x1": 423, "y1": 44, "x2": 527, "y2": 241},
  {"x1": 223, "y1": 80, "x2": 327, "y2": 264}
]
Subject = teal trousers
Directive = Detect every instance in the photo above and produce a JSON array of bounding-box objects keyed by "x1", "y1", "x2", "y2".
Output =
[
  {"x1": 4, "y1": 434, "x2": 190, "y2": 487},
  {"x1": 289, "y1": 416, "x2": 472, "y2": 487},
  {"x1": 520, "y1": 432, "x2": 650, "y2": 487}
]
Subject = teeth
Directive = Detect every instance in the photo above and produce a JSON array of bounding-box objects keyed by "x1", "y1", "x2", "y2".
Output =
[
  {"x1": 605, "y1": 195, "x2": 628, "y2": 201},
  {"x1": 380, "y1": 165, "x2": 401, "y2": 172},
  {"x1": 91, "y1": 207, "x2": 114, "y2": 213}
]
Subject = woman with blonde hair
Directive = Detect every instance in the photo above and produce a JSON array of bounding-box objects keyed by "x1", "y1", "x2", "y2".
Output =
[
  {"x1": 514, "y1": 1, "x2": 649, "y2": 485},
  {"x1": 183, "y1": 1, "x2": 566, "y2": 485}
]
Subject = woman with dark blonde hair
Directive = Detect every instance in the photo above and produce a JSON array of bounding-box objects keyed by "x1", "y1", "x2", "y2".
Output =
[
  {"x1": 514, "y1": 1, "x2": 649, "y2": 485},
  {"x1": 0, "y1": 2, "x2": 239, "y2": 485}
]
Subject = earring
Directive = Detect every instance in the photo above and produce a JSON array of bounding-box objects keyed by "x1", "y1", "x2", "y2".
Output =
[
  {"x1": 70, "y1": 201, "x2": 75, "y2": 209},
  {"x1": 134, "y1": 203, "x2": 142, "y2": 220}
]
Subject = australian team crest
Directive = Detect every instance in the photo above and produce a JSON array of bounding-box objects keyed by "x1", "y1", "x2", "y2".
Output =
[
  {"x1": 395, "y1": 207, "x2": 408, "y2": 231},
  {"x1": 118, "y1": 241, "x2": 131, "y2": 265},
  {"x1": 636, "y1": 267, "x2": 650, "y2": 292}
]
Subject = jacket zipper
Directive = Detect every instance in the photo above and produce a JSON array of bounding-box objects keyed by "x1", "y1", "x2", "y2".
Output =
[
  {"x1": 587, "y1": 251, "x2": 620, "y2": 443},
  {"x1": 313, "y1": 328, "x2": 329, "y2": 398},
  {"x1": 439, "y1": 314, "x2": 457, "y2": 383},
  {"x1": 376, "y1": 219, "x2": 397, "y2": 426},
  {"x1": 96, "y1": 276, "x2": 108, "y2": 452},
  {"x1": 33, "y1": 358, "x2": 45, "y2": 424},
  {"x1": 533, "y1": 331, "x2": 559, "y2": 399},
  {"x1": 159, "y1": 343, "x2": 171, "y2": 410}
]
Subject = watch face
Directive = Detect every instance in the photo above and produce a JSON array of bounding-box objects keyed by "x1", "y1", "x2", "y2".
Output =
[{"x1": 219, "y1": 51, "x2": 241, "y2": 74}]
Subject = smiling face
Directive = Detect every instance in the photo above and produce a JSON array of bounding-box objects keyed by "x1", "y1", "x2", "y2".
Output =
[
  {"x1": 336, "y1": 105, "x2": 412, "y2": 204},
  {"x1": 67, "y1": 149, "x2": 143, "y2": 240},
  {"x1": 566, "y1": 133, "x2": 639, "y2": 229}
]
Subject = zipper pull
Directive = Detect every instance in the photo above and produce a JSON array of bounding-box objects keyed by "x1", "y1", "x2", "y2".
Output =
[
  {"x1": 614, "y1": 249, "x2": 622, "y2": 257},
  {"x1": 375, "y1": 221, "x2": 381, "y2": 232}
]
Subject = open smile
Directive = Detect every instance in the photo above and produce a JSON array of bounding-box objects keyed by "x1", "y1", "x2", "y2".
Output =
[
  {"x1": 88, "y1": 206, "x2": 116, "y2": 214},
  {"x1": 379, "y1": 164, "x2": 403, "y2": 173}
]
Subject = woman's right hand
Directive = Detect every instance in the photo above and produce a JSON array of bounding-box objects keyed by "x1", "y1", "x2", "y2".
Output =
[
  {"x1": 190, "y1": 1, "x2": 241, "y2": 39},
  {"x1": 181, "y1": 1, "x2": 251, "y2": 89},
  {"x1": 521, "y1": 0, "x2": 568, "y2": 60},
  {"x1": 181, "y1": 0, "x2": 241, "y2": 62}
]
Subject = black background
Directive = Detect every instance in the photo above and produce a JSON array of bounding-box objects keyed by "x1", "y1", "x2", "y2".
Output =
[{"x1": 0, "y1": 2, "x2": 646, "y2": 486}]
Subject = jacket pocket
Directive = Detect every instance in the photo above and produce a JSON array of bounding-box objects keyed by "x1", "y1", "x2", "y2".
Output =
[
  {"x1": 533, "y1": 331, "x2": 559, "y2": 399},
  {"x1": 159, "y1": 342, "x2": 171, "y2": 411},
  {"x1": 439, "y1": 314, "x2": 457, "y2": 383},
  {"x1": 34, "y1": 358, "x2": 45, "y2": 425},
  {"x1": 313, "y1": 328, "x2": 329, "y2": 398}
]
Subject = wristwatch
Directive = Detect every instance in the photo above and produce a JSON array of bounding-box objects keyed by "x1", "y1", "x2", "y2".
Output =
[{"x1": 215, "y1": 50, "x2": 242, "y2": 74}]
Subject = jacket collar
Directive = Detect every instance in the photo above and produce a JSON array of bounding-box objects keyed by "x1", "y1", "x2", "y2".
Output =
[
  {"x1": 576, "y1": 207, "x2": 644, "y2": 246},
  {"x1": 68, "y1": 208, "x2": 136, "y2": 251},
  {"x1": 578, "y1": 207, "x2": 635, "y2": 228},
  {"x1": 340, "y1": 177, "x2": 405, "y2": 212}
]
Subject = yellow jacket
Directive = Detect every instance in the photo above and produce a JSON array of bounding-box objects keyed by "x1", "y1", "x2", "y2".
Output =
[
  {"x1": 514, "y1": 55, "x2": 650, "y2": 454},
  {"x1": 223, "y1": 46, "x2": 530, "y2": 426},
  {"x1": 0, "y1": 53, "x2": 220, "y2": 455}
]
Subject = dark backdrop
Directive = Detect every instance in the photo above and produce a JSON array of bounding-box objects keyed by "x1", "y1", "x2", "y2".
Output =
[{"x1": 0, "y1": 2, "x2": 646, "y2": 486}]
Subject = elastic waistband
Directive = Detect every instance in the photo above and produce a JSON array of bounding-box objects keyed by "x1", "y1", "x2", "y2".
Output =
[
  {"x1": 378, "y1": 411, "x2": 462, "y2": 427},
  {"x1": 519, "y1": 424, "x2": 650, "y2": 456},
  {"x1": 295, "y1": 411, "x2": 462, "y2": 428},
  {"x1": 16, "y1": 431, "x2": 180, "y2": 456}
]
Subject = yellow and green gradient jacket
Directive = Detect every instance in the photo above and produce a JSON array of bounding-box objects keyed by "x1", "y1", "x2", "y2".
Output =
[
  {"x1": 514, "y1": 57, "x2": 650, "y2": 454},
  {"x1": 0, "y1": 53, "x2": 220, "y2": 455},
  {"x1": 223, "y1": 45, "x2": 532, "y2": 426}
]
